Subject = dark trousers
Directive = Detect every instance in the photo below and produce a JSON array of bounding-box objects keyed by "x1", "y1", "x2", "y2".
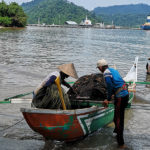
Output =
[{"x1": 114, "y1": 94, "x2": 129, "y2": 146}]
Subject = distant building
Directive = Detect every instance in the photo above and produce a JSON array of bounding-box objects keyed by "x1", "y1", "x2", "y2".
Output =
[
  {"x1": 105, "y1": 25, "x2": 115, "y2": 29},
  {"x1": 80, "y1": 16, "x2": 92, "y2": 26},
  {"x1": 65, "y1": 21, "x2": 78, "y2": 25},
  {"x1": 105, "y1": 20, "x2": 115, "y2": 29},
  {"x1": 94, "y1": 22, "x2": 105, "y2": 28}
]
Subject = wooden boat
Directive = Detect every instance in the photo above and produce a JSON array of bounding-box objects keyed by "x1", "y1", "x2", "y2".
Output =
[
  {"x1": 21, "y1": 103, "x2": 114, "y2": 141},
  {"x1": 20, "y1": 57, "x2": 138, "y2": 142}
]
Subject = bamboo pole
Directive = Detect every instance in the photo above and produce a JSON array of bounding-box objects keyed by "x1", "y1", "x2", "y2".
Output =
[{"x1": 55, "y1": 77, "x2": 66, "y2": 110}]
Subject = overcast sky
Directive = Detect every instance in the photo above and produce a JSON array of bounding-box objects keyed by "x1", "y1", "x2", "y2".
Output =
[{"x1": 3, "y1": 0, "x2": 150, "y2": 10}]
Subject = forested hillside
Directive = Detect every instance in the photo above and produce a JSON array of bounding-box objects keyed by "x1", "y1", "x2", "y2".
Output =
[
  {"x1": 94, "y1": 4, "x2": 150, "y2": 15},
  {"x1": 22, "y1": 0, "x2": 101, "y2": 24},
  {"x1": 21, "y1": 1, "x2": 150, "y2": 28},
  {"x1": 93, "y1": 4, "x2": 150, "y2": 27}
]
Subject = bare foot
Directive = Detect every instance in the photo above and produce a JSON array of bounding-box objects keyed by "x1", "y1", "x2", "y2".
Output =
[{"x1": 118, "y1": 144, "x2": 128, "y2": 149}]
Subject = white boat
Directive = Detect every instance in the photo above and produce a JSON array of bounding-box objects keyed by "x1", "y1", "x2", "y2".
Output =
[{"x1": 80, "y1": 16, "x2": 92, "y2": 26}]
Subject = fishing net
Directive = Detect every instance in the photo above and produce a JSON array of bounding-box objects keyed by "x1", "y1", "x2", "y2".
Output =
[
  {"x1": 68, "y1": 73, "x2": 107, "y2": 101},
  {"x1": 32, "y1": 84, "x2": 71, "y2": 109},
  {"x1": 32, "y1": 73, "x2": 107, "y2": 109}
]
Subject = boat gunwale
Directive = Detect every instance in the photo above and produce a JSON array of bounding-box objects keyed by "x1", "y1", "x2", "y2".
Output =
[{"x1": 20, "y1": 105, "x2": 113, "y2": 115}]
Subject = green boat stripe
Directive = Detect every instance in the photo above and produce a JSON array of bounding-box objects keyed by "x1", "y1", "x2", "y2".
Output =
[{"x1": 77, "y1": 108, "x2": 114, "y2": 135}]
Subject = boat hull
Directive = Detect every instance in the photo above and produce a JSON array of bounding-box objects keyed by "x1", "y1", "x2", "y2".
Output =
[
  {"x1": 141, "y1": 25, "x2": 150, "y2": 30},
  {"x1": 21, "y1": 91, "x2": 134, "y2": 141},
  {"x1": 21, "y1": 106, "x2": 114, "y2": 141}
]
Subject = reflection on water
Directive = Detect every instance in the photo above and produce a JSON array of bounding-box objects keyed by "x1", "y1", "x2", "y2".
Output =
[{"x1": 1, "y1": 27, "x2": 150, "y2": 150}]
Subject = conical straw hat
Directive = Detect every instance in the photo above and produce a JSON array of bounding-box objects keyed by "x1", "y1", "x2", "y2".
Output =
[{"x1": 58, "y1": 63, "x2": 78, "y2": 79}]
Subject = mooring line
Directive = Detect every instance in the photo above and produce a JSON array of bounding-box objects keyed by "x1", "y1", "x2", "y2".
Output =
[{"x1": 0, "y1": 118, "x2": 24, "y2": 132}]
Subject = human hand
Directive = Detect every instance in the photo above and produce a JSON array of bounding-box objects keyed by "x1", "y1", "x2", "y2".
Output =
[
  {"x1": 69, "y1": 87, "x2": 76, "y2": 94},
  {"x1": 103, "y1": 99, "x2": 109, "y2": 107},
  {"x1": 111, "y1": 95, "x2": 114, "y2": 100}
]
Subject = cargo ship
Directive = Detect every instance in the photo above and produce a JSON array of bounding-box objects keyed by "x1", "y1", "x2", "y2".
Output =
[{"x1": 141, "y1": 15, "x2": 150, "y2": 30}]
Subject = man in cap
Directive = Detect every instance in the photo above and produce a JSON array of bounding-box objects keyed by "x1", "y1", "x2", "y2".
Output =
[
  {"x1": 97, "y1": 59, "x2": 129, "y2": 149},
  {"x1": 32, "y1": 63, "x2": 78, "y2": 109}
]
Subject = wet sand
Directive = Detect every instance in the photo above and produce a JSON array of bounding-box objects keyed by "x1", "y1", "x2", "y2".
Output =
[{"x1": 0, "y1": 103, "x2": 44, "y2": 150}]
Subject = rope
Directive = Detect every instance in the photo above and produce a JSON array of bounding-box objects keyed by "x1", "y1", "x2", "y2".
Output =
[{"x1": 0, "y1": 118, "x2": 24, "y2": 132}]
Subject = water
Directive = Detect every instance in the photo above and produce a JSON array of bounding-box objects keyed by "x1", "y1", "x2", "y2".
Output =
[{"x1": 0, "y1": 26, "x2": 150, "y2": 150}]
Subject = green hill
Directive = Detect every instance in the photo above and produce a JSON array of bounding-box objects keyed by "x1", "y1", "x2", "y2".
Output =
[
  {"x1": 93, "y1": 4, "x2": 150, "y2": 15},
  {"x1": 22, "y1": 0, "x2": 101, "y2": 25},
  {"x1": 93, "y1": 4, "x2": 150, "y2": 27}
]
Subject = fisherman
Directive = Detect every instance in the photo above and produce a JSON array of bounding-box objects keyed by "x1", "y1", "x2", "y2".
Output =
[
  {"x1": 32, "y1": 63, "x2": 78, "y2": 109},
  {"x1": 96, "y1": 59, "x2": 129, "y2": 149},
  {"x1": 146, "y1": 58, "x2": 150, "y2": 74}
]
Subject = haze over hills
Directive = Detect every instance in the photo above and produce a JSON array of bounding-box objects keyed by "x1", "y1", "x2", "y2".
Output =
[
  {"x1": 21, "y1": 0, "x2": 150, "y2": 27},
  {"x1": 93, "y1": 3, "x2": 150, "y2": 15},
  {"x1": 93, "y1": 4, "x2": 150, "y2": 27},
  {"x1": 22, "y1": 0, "x2": 100, "y2": 25}
]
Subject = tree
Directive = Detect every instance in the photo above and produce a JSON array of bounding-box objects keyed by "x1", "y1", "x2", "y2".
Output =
[
  {"x1": 8, "y1": 2, "x2": 27, "y2": 27},
  {"x1": 0, "y1": 1, "x2": 27, "y2": 27},
  {"x1": 0, "y1": 16, "x2": 11, "y2": 26},
  {"x1": 0, "y1": 1, "x2": 8, "y2": 17}
]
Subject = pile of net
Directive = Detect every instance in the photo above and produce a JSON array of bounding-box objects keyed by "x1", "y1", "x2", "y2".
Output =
[
  {"x1": 67, "y1": 73, "x2": 107, "y2": 101},
  {"x1": 32, "y1": 73, "x2": 107, "y2": 109},
  {"x1": 32, "y1": 84, "x2": 71, "y2": 109}
]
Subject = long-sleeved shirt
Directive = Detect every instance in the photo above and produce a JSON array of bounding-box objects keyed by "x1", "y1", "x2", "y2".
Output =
[
  {"x1": 34, "y1": 71, "x2": 60, "y2": 95},
  {"x1": 103, "y1": 68, "x2": 128, "y2": 101},
  {"x1": 34, "y1": 71, "x2": 71, "y2": 96}
]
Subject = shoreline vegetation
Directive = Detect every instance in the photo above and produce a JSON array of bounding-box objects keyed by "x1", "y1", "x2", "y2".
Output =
[
  {"x1": 0, "y1": 1, "x2": 27, "y2": 27},
  {"x1": 0, "y1": 0, "x2": 145, "y2": 29}
]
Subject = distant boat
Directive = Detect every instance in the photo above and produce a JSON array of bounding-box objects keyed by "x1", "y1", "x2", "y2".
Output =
[
  {"x1": 141, "y1": 15, "x2": 150, "y2": 30},
  {"x1": 80, "y1": 16, "x2": 92, "y2": 26}
]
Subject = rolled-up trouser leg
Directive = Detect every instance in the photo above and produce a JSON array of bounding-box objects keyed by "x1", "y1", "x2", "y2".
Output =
[{"x1": 114, "y1": 95, "x2": 129, "y2": 146}]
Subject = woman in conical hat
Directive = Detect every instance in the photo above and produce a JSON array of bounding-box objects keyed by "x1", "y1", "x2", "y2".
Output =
[
  {"x1": 58, "y1": 63, "x2": 78, "y2": 88},
  {"x1": 34, "y1": 63, "x2": 78, "y2": 94},
  {"x1": 32, "y1": 63, "x2": 78, "y2": 109}
]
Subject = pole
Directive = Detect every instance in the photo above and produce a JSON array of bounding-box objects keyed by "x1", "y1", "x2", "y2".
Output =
[{"x1": 55, "y1": 77, "x2": 66, "y2": 110}]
